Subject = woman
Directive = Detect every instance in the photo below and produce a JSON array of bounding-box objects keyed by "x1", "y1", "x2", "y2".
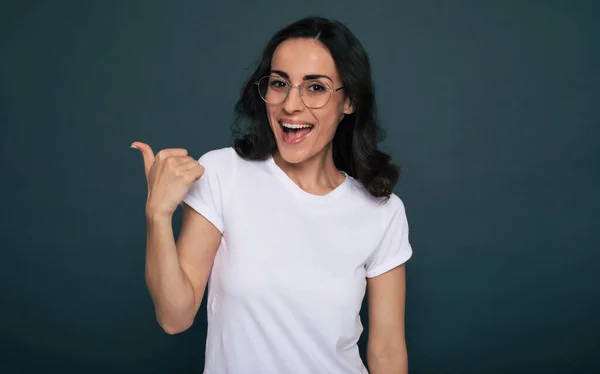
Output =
[{"x1": 132, "y1": 16, "x2": 412, "y2": 374}]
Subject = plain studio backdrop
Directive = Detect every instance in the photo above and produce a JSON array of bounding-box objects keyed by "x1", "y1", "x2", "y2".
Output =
[{"x1": 1, "y1": 1, "x2": 598, "y2": 373}]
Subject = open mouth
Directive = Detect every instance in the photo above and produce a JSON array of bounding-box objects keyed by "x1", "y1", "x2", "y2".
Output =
[{"x1": 279, "y1": 121, "x2": 314, "y2": 144}]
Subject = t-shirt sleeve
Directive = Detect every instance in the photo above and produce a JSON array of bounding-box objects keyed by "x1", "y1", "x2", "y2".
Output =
[
  {"x1": 181, "y1": 147, "x2": 236, "y2": 234},
  {"x1": 365, "y1": 195, "x2": 413, "y2": 278}
]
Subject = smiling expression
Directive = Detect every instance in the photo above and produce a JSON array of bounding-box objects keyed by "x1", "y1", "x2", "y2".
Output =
[{"x1": 266, "y1": 38, "x2": 354, "y2": 165}]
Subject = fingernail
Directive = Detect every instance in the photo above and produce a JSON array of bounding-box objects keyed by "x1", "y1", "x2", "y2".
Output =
[{"x1": 130, "y1": 144, "x2": 138, "y2": 149}]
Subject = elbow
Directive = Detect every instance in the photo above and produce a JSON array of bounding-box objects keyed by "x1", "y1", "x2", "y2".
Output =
[
  {"x1": 162, "y1": 326, "x2": 189, "y2": 335},
  {"x1": 159, "y1": 319, "x2": 193, "y2": 335},
  {"x1": 152, "y1": 296, "x2": 197, "y2": 335},
  {"x1": 156, "y1": 313, "x2": 194, "y2": 335},
  {"x1": 367, "y1": 341, "x2": 408, "y2": 374}
]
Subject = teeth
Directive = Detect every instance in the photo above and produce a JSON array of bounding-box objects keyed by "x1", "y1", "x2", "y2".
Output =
[{"x1": 281, "y1": 122, "x2": 313, "y2": 129}]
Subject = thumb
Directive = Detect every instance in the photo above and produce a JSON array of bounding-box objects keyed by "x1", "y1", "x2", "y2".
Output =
[{"x1": 130, "y1": 141, "x2": 155, "y2": 178}]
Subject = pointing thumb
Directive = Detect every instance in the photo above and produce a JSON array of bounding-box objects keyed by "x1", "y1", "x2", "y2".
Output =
[{"x1": 131, "y1": 141, "x2": 155, "y2": 178}]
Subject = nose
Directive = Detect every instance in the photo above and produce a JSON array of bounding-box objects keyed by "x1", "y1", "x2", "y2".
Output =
[{"x1": 283, "y1": 84, "x2": 304, "y2": 113}]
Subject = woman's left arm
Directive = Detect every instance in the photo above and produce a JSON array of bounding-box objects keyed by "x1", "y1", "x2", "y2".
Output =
[{"x1": 366, "y1": 264, "x2": 408, "y2": 374}]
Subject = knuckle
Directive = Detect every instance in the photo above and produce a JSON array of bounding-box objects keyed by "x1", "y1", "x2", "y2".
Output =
[
  {"x1": 165, "y1": 157, "x2": 177, "y2": 167},
  {"x1": 181, "y1": 172, "x2": 192, "y2": 183},
  {"x1": 156, "y1": 150, "x2": 168, "y2": 162}
]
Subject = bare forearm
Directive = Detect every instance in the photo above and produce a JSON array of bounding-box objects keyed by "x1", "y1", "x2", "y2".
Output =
[
  {"x1": 367, "y1": 344, "x2": 408, "y2": 374},
  {"x1": 145, "y1": 214, "x2": 195, "y2": 333}
]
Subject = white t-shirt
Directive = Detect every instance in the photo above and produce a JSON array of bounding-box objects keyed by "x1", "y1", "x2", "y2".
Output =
[{"x1": 182, "y1": 147, "x2": 413, "y2": 374}]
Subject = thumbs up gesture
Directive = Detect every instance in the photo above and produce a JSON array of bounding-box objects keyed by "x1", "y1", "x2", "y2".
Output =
[{"x1": 131, "y1": 141, "x2": 205, "y2": 218}]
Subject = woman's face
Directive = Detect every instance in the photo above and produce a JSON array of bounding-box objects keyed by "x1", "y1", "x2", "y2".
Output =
[{"x1": 265, "y1": 38, "x2": 354, "y2": 165}]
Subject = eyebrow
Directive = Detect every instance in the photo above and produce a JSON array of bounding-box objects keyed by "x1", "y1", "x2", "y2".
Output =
[{"x1": 270, "y1": 70, "x2": 333, "y2": 82}]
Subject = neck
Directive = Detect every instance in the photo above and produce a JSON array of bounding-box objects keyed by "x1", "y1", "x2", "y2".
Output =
[{"x1": 273, "y1": 144, "x2": 345, "y2": 196}]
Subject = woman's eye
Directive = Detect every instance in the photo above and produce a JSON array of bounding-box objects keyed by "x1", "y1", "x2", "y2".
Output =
[
  {"x1": 307, "y1": 83, "x2": 326, "y2": 92},
  {"x1": 269, "y1": 79, "x2": 287, "y2": 88}
]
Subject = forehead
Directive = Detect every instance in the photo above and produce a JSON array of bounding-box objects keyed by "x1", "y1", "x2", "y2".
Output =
[{"x1": 271, "y1": 38, "x2": 339, "y2": 82}]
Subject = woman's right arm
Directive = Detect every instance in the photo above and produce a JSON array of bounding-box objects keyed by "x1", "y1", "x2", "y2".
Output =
[
  {"x1": 145, "y1": 204, "x2": 221, "y2": 334},
  {"x1": 132, "y1": 141, "x2": 222, "y2": 334}
]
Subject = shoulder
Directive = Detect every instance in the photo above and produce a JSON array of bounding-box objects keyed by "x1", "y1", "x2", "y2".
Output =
[
  {"x1": 198, "y1": 146, "x2": 237, "y2": 169},
  {"x1": 382, "y1": 193, "x2": 409, "y2": 228},
  {"x1": 188, "y1": 147, "x2": 240, "y2": 207},
  {"x1": 197, "y1": 147, "x2": 248, "y2": 181},
  {"x1": 194, "y1": 147, "x2": 240, "y2": 195},
  {"x1": 345, "y1": 178, "x2": 410, "y2": 235},
  {"x1": 198, "y1": 146, "x2": 267, "y2": 176},
  {"x1": 346, "y1": 177, "x2": 407, "y2": 218},
  {"x1": 373, "y1": 193, "x2": 408, "y2": 231},
  {"x1": 384, "y1": 193, "x2": 406, "y2": 215}
]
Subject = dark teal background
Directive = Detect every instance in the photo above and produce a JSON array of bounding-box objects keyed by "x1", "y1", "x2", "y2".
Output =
[{"x1": 1, "y1": 1, "x2": 598, "y2": 373}]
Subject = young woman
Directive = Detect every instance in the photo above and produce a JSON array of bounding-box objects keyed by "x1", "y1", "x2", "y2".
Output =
[{"x1": 132, "y1": 16, "x2": 412, "y2": 374}]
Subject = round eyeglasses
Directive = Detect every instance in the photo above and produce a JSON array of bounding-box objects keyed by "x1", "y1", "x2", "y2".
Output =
[{"x1": 255, "y1": 75, "x2": 344, "y2": 109}]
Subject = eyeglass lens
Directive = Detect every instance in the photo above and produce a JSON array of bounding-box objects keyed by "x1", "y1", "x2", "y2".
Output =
[{"x1": 257, "y1": 76, "x2": 332, "y2": 108}]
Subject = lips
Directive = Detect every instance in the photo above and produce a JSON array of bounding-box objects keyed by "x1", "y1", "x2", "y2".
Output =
[{"x1": 279, "y1": 121, "x2": 314, "y2": 144}]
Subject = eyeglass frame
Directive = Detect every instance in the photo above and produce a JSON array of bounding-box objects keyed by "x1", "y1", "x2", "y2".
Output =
[{"x1": 254, "y1": 75, "x2": 345, "y2": 109}]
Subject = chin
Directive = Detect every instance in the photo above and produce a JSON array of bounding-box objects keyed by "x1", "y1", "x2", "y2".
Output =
[{"x1": 275, "y1": 142, "x2": 314, "y2": 165}]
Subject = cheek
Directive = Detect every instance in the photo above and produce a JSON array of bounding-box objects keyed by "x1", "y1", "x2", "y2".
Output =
[{"x1": 315, "y1": 107, "x2": 344, "y2": 136}]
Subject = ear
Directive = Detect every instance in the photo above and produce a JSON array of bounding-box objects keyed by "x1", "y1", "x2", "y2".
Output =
[{"x1": 343, "y1": 97, "x2": 355, "y2": 115}]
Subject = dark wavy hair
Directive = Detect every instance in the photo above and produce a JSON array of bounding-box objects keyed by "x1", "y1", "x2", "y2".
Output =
[{"x1": 231, "y1": 16, "x2": 400, "y2": 199}]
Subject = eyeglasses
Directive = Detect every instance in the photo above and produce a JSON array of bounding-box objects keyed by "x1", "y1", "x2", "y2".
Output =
[{"x1": 255, "y1": 75, "x2": 344, "y2": 109}]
